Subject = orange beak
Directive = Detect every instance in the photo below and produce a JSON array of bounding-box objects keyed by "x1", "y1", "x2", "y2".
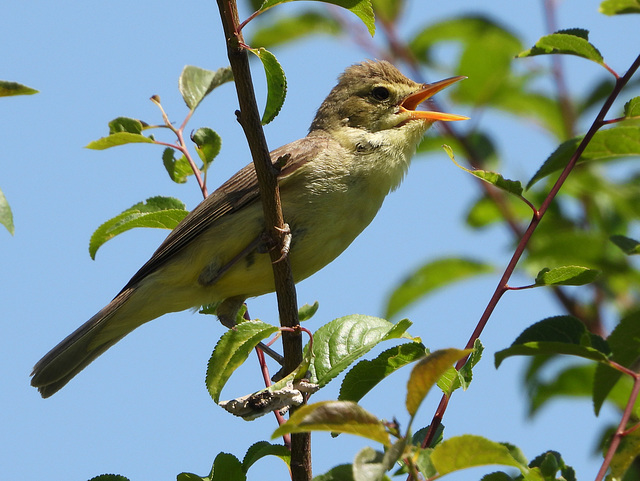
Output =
[{"x1": 400, "y1": 76, "x2": 468, "y2": 122}]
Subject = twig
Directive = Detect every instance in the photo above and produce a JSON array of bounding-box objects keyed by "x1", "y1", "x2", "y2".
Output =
[{"x1": 215, "y1": 1, "x2": 310, "y2": 479}]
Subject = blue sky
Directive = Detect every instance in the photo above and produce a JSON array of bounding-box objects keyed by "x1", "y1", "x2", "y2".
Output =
[{"x1": 2, "y1": 1, "x2": 639, "y2": 480}]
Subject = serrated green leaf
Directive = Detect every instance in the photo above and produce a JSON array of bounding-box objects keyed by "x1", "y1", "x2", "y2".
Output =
[
  {"x1": 527, "y1": 126, "x2": 640, "y2": 188},
  {"x1": 0, "y1": 188, "x2": 14, "y2": 235},
  {"x1": 385, "y1": 257, "x2": 492, "y2": 318},
  {"x1": 517, "y1": 29, "x2": 605, "y2": 66},
  {"x1": 495, "y1": 316, "x2": 611, "y2": 368},
  {"x1": 248, "y1": 47, "x2": 286, "y2": 125},
  {"x1": 258, "y1": 0, "x2": 375, "y2": 36},
  {"x1": 610, "y1": 234, "x2": 640, "y2": 255},
  {"x1": 210, "y1": 453, "x2": 245, "y2": 481},
  {"x1": 249, "y1": 11, "x2": 341, "y2": 48},
  {"x1": 179, "y1": 66, "x2": 233, "y2": 110},
  {"x1": 89, "y1": 197, "x2": 187, "y2": 259},
  {"x1": 406, "y1": 348, "x2": 471, "y2": 417},
  {"x1": 206, "y1": 320, "x2": 279, "y2": 403},
  {"x1": 86, "y1": 131, "x2": 155, "y2": 150},
  {"x1": 534, "y1": 266, "x2": 600, "y2": 286},
  {"x1": 430, "y1": 435, "x2": 530, "y2": 476},
  {"x1": 624, "y1": 97, "x2": 640, "y2": 118},
  {"x1": 272, "y1": 400, "x2": 391, "y2": 446},
  {"x1": 600, "y1": 0, "x2": 640, "y2": 15},
  {"x1": 242, "y1": 441, "x2": 291, "y2": 472},
  {"x1": 593, "y1": 310, "x2": 640, "y2": 415},
  {"x1": 192, "y1": 127, "x2": 222, "y2": 168},
  {"x1": 0, "y1": 80, "x2": 38, "y2": 97},
  {"x1": 339, "y1": 342, "x2": 429, "y2": 403},
  {"x1": 307, "y1": 315, "x2": 413, "y2": 387},
  {"x1": 162, "y1": 148, "x2": 194, "y2": 184},
  {"x1": 298, "y1": 301, "x2": 319, "y2": 322}
]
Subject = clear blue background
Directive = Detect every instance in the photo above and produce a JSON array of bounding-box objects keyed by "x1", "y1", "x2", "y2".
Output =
[{"x1": 2, "y1": 1, "x2": 638, "y2": 480}]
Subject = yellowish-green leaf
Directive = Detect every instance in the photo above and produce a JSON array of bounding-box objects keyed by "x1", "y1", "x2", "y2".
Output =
[
  {"x1": 0, "y1": 80, "x2": 38, "y2": 97},
  {"x1": 534, "y1": 266, "x2": 600, "y2": 286},
  {"x1": 406, "y1": 348, "x2": 471, "y2": 417},
  {"x1": 430, "y1": 435, "x2": 529, "y2": 476},
  {"x1": 272, "y1": 401, "x2": 390, "y2": 446},
  {"x1": 600, "y1": 0, "x2": 640, "y2": 15},
  {"x1": 0, "y1": 188, "x2": 14, "y2": 235},
  {"x1": 86, "y1": 132, "x2": 154, "y2": 150}
]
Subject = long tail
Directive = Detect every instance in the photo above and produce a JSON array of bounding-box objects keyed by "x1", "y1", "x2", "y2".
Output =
[{"x1": 31, "y1": 288, "x2": 136, "y2": 398}]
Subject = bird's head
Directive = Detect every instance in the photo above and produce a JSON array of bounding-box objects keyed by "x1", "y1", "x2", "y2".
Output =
[{"x1": 310, "y1": 60, "x2": 467, "y2": 135}]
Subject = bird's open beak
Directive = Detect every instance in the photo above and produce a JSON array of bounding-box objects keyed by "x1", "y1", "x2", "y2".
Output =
[{"x1": 400, "y1": 76, "x2": 468, "y2": 122}]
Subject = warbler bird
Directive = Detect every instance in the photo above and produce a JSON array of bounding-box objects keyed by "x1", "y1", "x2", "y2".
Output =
[{"x1": 31, "y1": 60, "x2": 467, "y2": 397}]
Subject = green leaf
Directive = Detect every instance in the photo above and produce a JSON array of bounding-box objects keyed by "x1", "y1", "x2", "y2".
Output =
[
  {"x1": 371, "y1": 0, "x2": 403, "y2": 23},
  {"x1": 179, "y1": 66, "x2": 233, "y2": 110},
  {"x1": 108, "y1": 117, "x2": 145, "y2": 135},
  {"x1": 0, "y1": 80, "x2": 38, "y2": 97},
  {"x1": 430, "y1": 435, "x2": 530, "y2": 477},
  {"x1": 438, "y1": 339, "x2": 483, "y2": 396},
  {"x1": 298, "y1": 301, "x2": 319, "y2": 322},
  {"x1": 465, "y1": 194, "x2": 533, "y2": 229},
  {"x1": 406, "y1": 348, "x2": 471, "y2": 417},
  {"x1": 444, "y1": 144, "x2": 524, "y2": 196},
  {"x1": 86, "y1": 132, "x2": 154, "y2": 150},
  {"x1": 593, "y1": 310, "x2": 640, "y2": 415},
  {"x1": 339, "y1": 342, "x2": 429, "y2": 403},
  {"x1": 527, "y1": 126, "x2": 640, "y2": 188},
  {"x1": 272, "y1": 400, "x2": 391, "y2": 446},
  {"x1": 242, "y1": 441, "x2": 291, "y2": 472},
  {"x1": 89, "y1": 197, "x2": 188, "y2": 259},
  {"x1": 610, "y1": 234, "x2": 640, "y2": 255},
  {"x1": 608, "y1": 425, "x2": 640, "y2": 480},
  {"x1": 162, "y1": 148, "x2": 194, "y2": 184},
  {"x1": 0, "y1": 188, "x2": 15, "y2": 235},
  {"x1": 352, "y1": 447, "x2": 386, "y2": 481},
  {"x1": 624, "y1": 97, "x2": 640, "y2": 118},
  {"x1": 210, "y1": 452, "x2": 245, "y2": 481},
  {"x1": 192, "y1": 127, "x2": 222, "y2": 168},
  {"x1": 600, "y1": 0, "x2": 640, "y2": 15},
  {"x1": 249, "y1": 11, "x2": 341, "y2": 48},
  {"x1": 385, "y1": 257, "x2": 492, "y2": 318},
  {"x1": 517, "y1": 29, "x2": 605, "y2": 66},
  {"x1": 88, "y1": 476, "x2": 131, "y2": 481},
  {"x1": 248, "y1": 47, "x2": 286, "y2": 125},
  {"x1": 494, "y1": 316, "x2": 611, "y2": 368},
  {"x1": 307, "y1": 315, "x2": 413, "y2": 387},
  {"x1": 206, "y1": 320, "x2": 279, "y2": 403},
  {"x1": 177, "y1": 474, "x2": 208, "y2": 481},
  {"x1": 410, "y1": 16, "x2": 521, "y2": 106},
  {"x1": 313, "y1": 465, "x2": 355, "y2": 481},
  {"x1": 258, "y1": 0, "x2": 375, "y2": 36},
  {"x1": 534, "y1": 266, "x2": 600, "y2": 286}
]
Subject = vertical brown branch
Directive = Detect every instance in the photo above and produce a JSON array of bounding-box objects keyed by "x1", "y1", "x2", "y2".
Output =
[{"x1": 215, "y1": 1, "x2": 310, "y2": 479}]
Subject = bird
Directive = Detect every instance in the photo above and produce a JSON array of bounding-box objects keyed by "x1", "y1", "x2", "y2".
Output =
[{"x1": 31, "y1": 60, "x2": 467, "y2": 397}]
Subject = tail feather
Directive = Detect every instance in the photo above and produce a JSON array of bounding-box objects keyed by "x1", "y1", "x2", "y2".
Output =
[{"x1": 31, "y1": 289, "x2": 134, "y2": 398}]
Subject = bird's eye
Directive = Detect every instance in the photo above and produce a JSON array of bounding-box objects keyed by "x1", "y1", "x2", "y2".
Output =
[{"x1": 371, "y1": 86, "x2": 390, "y2": 101}]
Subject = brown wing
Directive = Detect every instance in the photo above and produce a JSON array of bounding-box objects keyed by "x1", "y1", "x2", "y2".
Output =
[{"x1": 119, "y1": 134, "x2": 329, "y2": 292}]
